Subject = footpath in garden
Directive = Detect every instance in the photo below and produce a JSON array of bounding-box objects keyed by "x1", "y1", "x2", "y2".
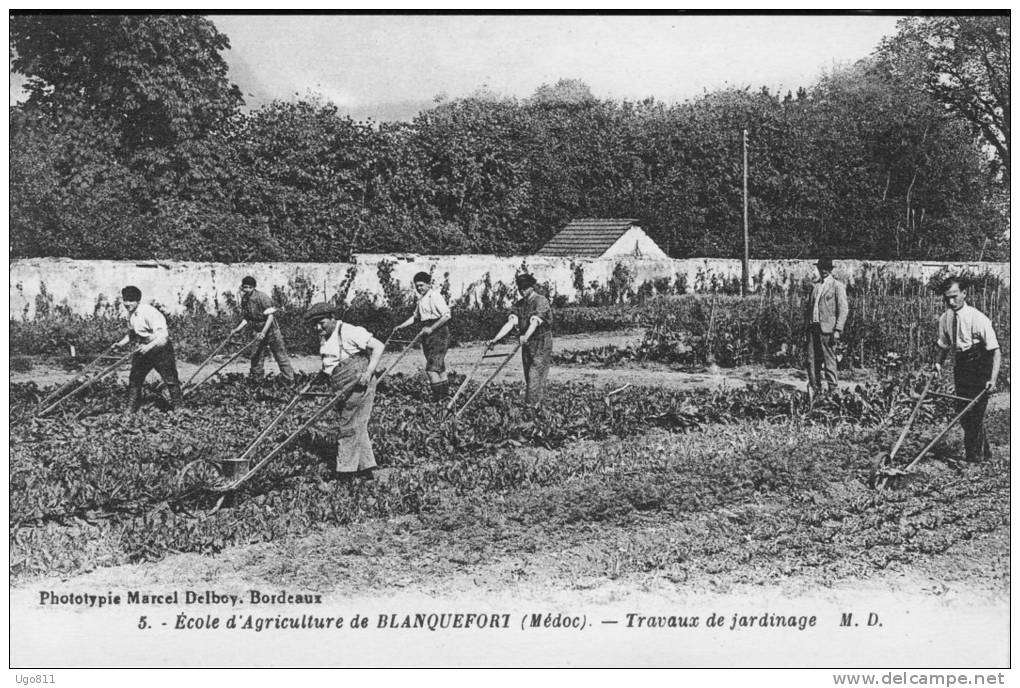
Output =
[{"x1": 11, "y1": 326, "x2": 861, "y2": 394}]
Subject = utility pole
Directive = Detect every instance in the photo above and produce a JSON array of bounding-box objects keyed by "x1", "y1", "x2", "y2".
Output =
[{"x1": 742, "y1": 128, "x2": 750, "y2": 297}]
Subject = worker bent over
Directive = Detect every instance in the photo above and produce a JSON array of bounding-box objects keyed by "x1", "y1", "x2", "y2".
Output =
[
  {"x1": 805, "y1": 257, "x2": 848, "y2": 395},
  {"x1": 233, "y1": 276, "x2": 295, "y2": 383},
  {"x1": 304, "y1": 302, "x2": 385, "y2": 476},
  {"x1": 394, "y1": 271, "x2": 452, "y2": 401},
  {"x1": 933, "y1": 277, "x2": 1001, "y2": 463},
  {"x1": 115, "y1": 285, "x2": 183, "y2": 413},
  {"x1": 490, "y1": 273, "x2": 554, "y2": 407}
]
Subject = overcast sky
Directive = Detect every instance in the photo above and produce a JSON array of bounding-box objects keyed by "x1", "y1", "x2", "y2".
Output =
[{"x1": 11, "y1": 13, "x2": 906, "y2": 122}]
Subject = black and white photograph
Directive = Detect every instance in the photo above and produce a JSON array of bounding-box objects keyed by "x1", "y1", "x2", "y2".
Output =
[{"x1": 7, "y1": 11, "x2": 1011, "y2": 677}]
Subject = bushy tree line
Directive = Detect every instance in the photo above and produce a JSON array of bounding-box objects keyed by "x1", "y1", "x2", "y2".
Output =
[{"x1": 10, "y1": 15, "x2": 1009, "y2": 262}]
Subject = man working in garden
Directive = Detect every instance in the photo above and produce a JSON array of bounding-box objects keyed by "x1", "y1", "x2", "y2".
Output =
[
  {"x1": 393, "y1": 271, "x2": 453, "y2": 401},
  {"x1": 933, "y1": 277, "x2": 1000, "y2": 463},
  {"x1": 304, "y1": 302, "x2": 386, "y2": 477},
  {"x1": 232, "y1": 276, "x2": 295, "y2": 383},
  {"x1": 804, "y1": 257, "x2": 848, "y2": 397},
  {"x1": 489, "y1": 273, "x2": 553, "y2": 408},
  {"x1": 115, "y1": 286, "x2": 183, "y2": 413}
]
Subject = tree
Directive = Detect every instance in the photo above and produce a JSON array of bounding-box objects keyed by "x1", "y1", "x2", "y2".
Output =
[
  {"x1": 10, "y1": 14, "x2": 242, "y2": 150},
  {"x1": 878, "y1": 16, "x2": 1009, "y2": 182},
  {"x1": 529, "y1": 78, "x2": 596, "y2": 105}
]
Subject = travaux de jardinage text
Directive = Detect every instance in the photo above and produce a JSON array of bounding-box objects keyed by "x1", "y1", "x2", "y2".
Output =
[{"x1": 36, "y1": 589, "x2": 889, "y2": 633}]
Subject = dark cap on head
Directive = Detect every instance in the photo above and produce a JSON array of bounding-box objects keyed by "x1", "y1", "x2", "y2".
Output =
[
  {"x1": 303, "y1": 302, "x2": 336, "y2": 324},
  {"x1": 816, "y1": 257, "x2": 834, "y2": 271},
  {"x1": 515, "y1": 273, "x2": 537, "y2": 291},
  {"x1": 413, "y1": 271, "x2": 431, "y2": 284},
  {"x1": 241, "y1": 276, "x2": 257, "y2": 287},
  {"x1": 121, "y1": 286, "x2": 142, "y2": 302}
]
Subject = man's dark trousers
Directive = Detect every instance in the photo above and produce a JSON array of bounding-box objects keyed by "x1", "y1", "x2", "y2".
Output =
[
  {"x1": 954, "y1": 346, "x2": 993, "y2": 462},
  {"x1": 251, "y1": 327, "x2": 295, "y2": 381},
  {"x1": 128, "y1": 342, "x2": 182, "y2": 411}
]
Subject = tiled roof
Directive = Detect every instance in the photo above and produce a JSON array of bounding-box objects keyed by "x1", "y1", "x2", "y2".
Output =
[{"x1": 536, "y1": 218, "x2": 641, "y2": 257}]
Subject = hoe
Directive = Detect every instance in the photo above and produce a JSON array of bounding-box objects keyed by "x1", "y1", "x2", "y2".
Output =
[
  {"x1": 445, "y1": 340, "x2": 522, "y2": 422},
  {"x1": 172, "y1": 330, "x2": 422, "y2": 514},
  {"x1": 34, "y1": 343, "x2": 135, "y2": 418},
  {"x1": 870, "y1": 374, "x2": 990, "y2": 490},
  {"x1": 181, "y1": 337, "x2": 260, "y2": 398},
  {"x1": 74, "y1": 333, "x2": 260, "y2": 418}
]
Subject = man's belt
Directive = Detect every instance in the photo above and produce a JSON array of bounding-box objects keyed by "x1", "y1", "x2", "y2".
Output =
[{"x1": 955, "y1": 345, "x2": 989, "y2": 363}]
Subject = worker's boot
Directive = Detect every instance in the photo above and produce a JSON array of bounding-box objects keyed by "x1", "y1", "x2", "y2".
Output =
[
  {"x1": 167, "y1": 382, "x2": 184, "y2": 410},
  {"x1": 430, "y1": 382, "x2": 445, "y2": 402},
  {"x1": 126, "y1": 386, "x2": 143, "y2": 415}
]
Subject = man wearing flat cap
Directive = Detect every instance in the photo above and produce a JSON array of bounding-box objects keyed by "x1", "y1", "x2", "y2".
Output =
[
  {"x1": 805, "y1": 257, "x2": 848, "y2": 396},
  {"x1": 303, "y1": 302, "x2": 385, "y2": 477},
  {"x1": 489, "y1": 273, "x2": 554, "y2": 407}
]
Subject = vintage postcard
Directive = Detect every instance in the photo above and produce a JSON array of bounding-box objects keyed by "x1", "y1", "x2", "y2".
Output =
[{"x1": 8, "y1": 11, "x2": 1010, "y2": 675}]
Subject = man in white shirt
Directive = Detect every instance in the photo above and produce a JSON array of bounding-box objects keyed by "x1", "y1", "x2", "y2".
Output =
[
  {"x1": 394, "y1": 271, "x2": 453, "y2": 401},
  {"x1": 114, "y1": 285, "x2": 183, "y2": 413},
  {"x1": 933, "y1": 277, "x2": 1001, "y2": 463},
  {"x1": 304, "y1": 302, "x2": 385, "y2": 477}
]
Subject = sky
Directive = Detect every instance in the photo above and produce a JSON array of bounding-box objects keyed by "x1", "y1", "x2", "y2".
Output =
[{"x1": 10, "y1": 13, "x2": 906, "y2": 122}]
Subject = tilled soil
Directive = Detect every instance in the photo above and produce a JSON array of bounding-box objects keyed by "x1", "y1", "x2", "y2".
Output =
[{"x1": 9, "y1": 334, "x2": 1010, "y2": 667}]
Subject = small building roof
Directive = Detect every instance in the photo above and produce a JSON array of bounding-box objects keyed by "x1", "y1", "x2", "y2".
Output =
[{"x1": 537, "y1": 218, "x2": 643, "y2": 257}]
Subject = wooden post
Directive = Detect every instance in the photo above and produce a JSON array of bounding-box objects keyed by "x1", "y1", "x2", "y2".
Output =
[{"x1": 742, "y1": 128, "x2": 750, "y2": 297}]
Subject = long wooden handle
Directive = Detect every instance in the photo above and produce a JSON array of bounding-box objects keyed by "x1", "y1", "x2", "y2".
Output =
[
  {"x1": 453, "y1": 341, "x2": 522, "y2": 420},
  {"x1": 182, "y1": 339, "x2": 258, "y2": 397},
  {"x1": 903, "y1": 389, "x2": 989, "y2": 472},
  {"x1": 217, "y1": 379, "x2": 360, "y2": 493},
  {"x1": 443, "y1": 343, "x2": 493, "y2": 417},
  {"x1": 889, "y1": 376, "x2": 934, "y2": 461},
  {"x1": 182, "y1": 332, "x2": 236, "y2": 388},
  {"x1": 36, "y1": 349, "x2": 134, "y2": 417},
  {"x1": 232, "y1": 379, "x2": 316, "y2": 465},
  {"x1": 37, "y1": 342, "x2": 120, "y2": 408},
  {"x1": 374, "y1": 329, "x2": 424, "y2": 384}
]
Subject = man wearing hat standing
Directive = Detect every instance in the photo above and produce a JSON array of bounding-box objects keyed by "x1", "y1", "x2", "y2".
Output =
[
  {"x1": 114, "y1": 285, "x2": 183, "y2": 413},
  {"x1": 804, "y1": 258, "x2": 848, "y2": 396},
  {"x1": 304, "y1": 302, "x2": 385, "y2": 476},
  {"x1": 933, "y1": 276, "x2": 1000, "y2": 463},
  {"x1": 489, "y1": 273, "x2": 554, "y2": 407},
  {"x1": 231, "y1": 276, "x2": 295, "y2": 383},
  {"x1": 394, "y1": 271, "x2": 452, "y2": 401}
]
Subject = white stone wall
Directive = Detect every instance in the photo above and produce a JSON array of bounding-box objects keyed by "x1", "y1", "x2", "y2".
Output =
[{"x1": 9, "y1": 255, "x2": 1010, "y2": 320}]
